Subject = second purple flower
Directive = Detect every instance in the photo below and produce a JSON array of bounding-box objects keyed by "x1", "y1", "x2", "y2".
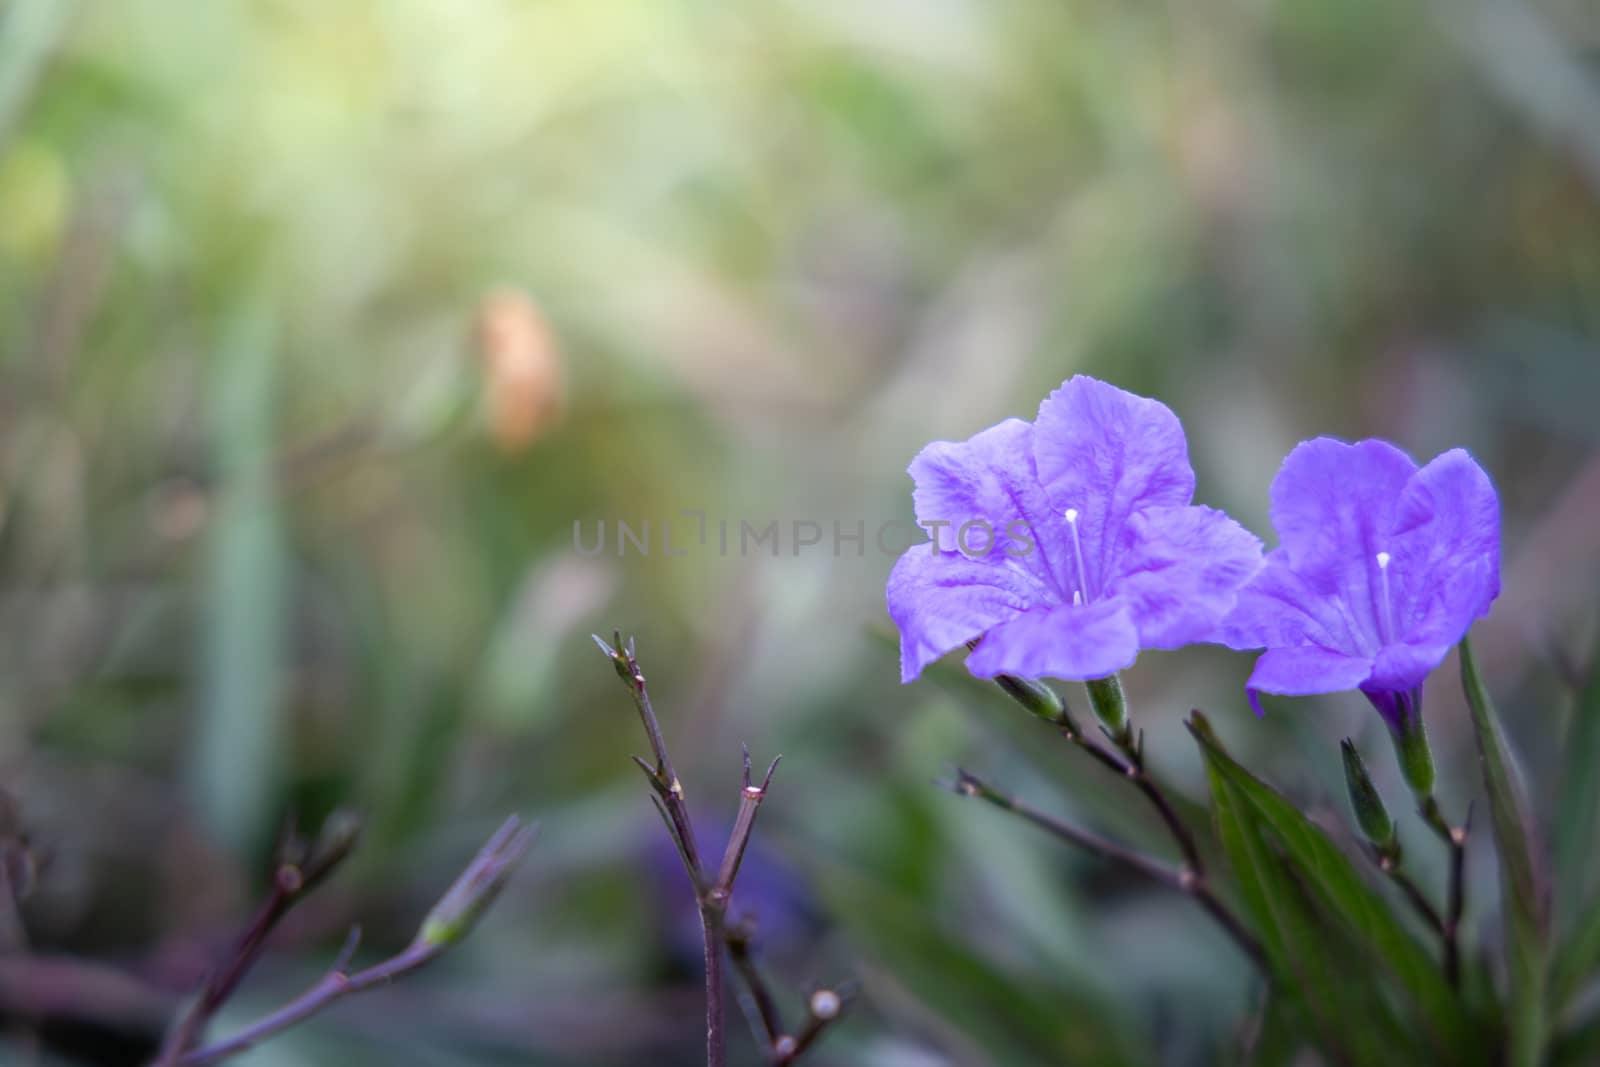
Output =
[{"x1": 888, "y1": 375, "x2": 1263, "y2": 683}]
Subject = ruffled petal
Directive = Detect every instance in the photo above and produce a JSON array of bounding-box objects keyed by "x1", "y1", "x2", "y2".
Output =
[
  {"x1": 965, "y1": 598, "x2": 1141, "y2": 681},
  {"x1": 1388, "y1": 448, "x2": 1500, "y2": 650},
  {"x1": 1246, "y1": 646, "x2": 1375, "y2": 697},
  {"x1": 1032, "y1": 377, "x2": 1195, "y2": 600},
  {"x1": 1266, "y1": 438, "x2": 1419, "y2": 654},
  {"x1": 887, "y1": 545, "x2": 1033, "y2": 683},
  {"x1": 1222, "y1": 550, "x2": 1361, "y2": 653},
  {"x1": 1112, "y1": 505, "x2": 1263, "y2": 648},
  {"x1": 1269, "y1": 438, "x2": 1418, "y2": 569},
  {"x1": 907, "y1": 418, "x2": 1067, "y2": 600}
]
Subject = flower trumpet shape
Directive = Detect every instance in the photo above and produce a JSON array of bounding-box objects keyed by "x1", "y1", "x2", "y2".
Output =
[
  {"x1": 888, "y1": 376, "x2": 1262, "y2": 683},
  {"x1": 1222, "y1": 437, "x2": 1500, "y2": 726}
]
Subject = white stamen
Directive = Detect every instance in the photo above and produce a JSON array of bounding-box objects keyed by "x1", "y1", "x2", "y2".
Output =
[
  {"x1": 1375, "y1": 551, "x2": 1396, "y2": 644},
  {"x1": 1063, "y1": 508, "x2": 1091, "y2": 603}
]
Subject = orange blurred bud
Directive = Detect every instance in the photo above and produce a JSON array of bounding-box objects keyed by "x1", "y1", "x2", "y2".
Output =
[{"x1": 473, "y1": 288, "x2": 565, "y2": 453}]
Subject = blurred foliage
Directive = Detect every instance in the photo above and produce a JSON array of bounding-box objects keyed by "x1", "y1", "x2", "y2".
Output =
[{"x1": 2, "y1": 0, "x2": 1600, "y2": 1064}]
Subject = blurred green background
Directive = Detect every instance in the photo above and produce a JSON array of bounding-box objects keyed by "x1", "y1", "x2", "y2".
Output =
[{"x1": 2, "y1": 1, "x2": 1599, "y2": 1064}]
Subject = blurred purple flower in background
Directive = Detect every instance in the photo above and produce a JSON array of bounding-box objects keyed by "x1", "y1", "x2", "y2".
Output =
[
  {"x1": 888, "y1": 376, "x2": 1262, "y2": 682},
  {"x1": 1222, "y1": 438, "x2": 1501, "y2": 726},
  {"x1": 644, "y1": 813, "x2": 818, "y2": 968}
]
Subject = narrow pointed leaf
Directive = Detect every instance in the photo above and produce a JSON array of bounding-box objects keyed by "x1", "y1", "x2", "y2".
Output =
[
  {"x1": 1461, "y1": 635, "x2": 1550, "y2": 1067},
  {"x1": 1198, "y1": 742, "x2": 1417, "y2": 1066},
  {"x1": 1552, "y1": 1016, "x2": 1600, "y2": 1067},
  {"x1": 1553, "y1": 890, "x2": 1600, "y2": 1009},
  {"x1": 1242, "y1": 993, "x2": 1307, "y2": 1067},
  {"x1": 1557, "y1": 631, "x2": 1600, "y2": 908},
  {"x1": 1191, "y1": 714, "x2": 1480, "y2": 1064}
]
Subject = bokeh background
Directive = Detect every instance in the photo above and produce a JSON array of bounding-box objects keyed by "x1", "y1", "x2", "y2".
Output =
[{"x1": 3, "y1": 1, "x2": 1599, "y2": 1064}]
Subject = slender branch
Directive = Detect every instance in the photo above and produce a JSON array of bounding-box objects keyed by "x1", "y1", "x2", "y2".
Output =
[
  {"x1": 984, "y1": 677, "x2": 1261, "y2": 970},
  {"x1": 172, "y1": 817, "x2": 533, "y2": 1067},
  {"x1": 1420, "y1": 797, "x2": 1469, "y2": 989},
  {"x1": 1375, "y1": 853, "x2": 1447, "y2": 938},
  {"x1": 177, "y1": 933, "x2": 424, "y2": 1067},
  {"x1": 698, "y1": 919, "x2": 725, "y2": 1067},
  {"x1": 597, "y1": 633, "x2": 844, "y2": 1065},
  {"x1": 1120, "y1": 758, "x2": 1205, "y2": 875},
  {"x1": 598, "y1": 633, "x2": 735, "y2": 1067},
  {"x1": 0, "y1": 955, "x2": 174, "y2": 1039},
  {"x1": 994, "y1": 676, "x2": 1206, "y2": 877},
  {"x1": 945, "y1": 769, "x2": 1267, "y2": 972},
  {"x1": 776, "y1": 987, "x2": 853, "y2": 1065},
  {"x1": 1094, "y1": 687, "x2": 1205, "y2": 878},
  {"x1": 947, "y1": 770, "x2": 1176, "y2": 885},
  {"x1": 600, "y1": 634, "x2": 703, "y2": 877},
  {"x1": 725, "y1": 920, "x2": 784, "y2": 1048},
  {"x1": 155, "y1": 814, "x2": 362, "y2": 1064},
  {"x1": 712, "y1": 747, "x2": 781, "y2": 907}
]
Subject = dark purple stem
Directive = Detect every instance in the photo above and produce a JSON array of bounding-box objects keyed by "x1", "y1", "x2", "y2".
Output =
[
  {"x1": 170, "y1": 818, "x2": 531, "y2": 1067},
  {"x1": 1394, "y1": 866, "x2": 1447, "y2": 935},
  {"x1": 1421, "y1": 797, "x2": 1468, "y2": 989},
  {"x1": 947, "y1": 768, "x2": 1267, "y2": 972},
  {"x1": 599, "y1": 634, "x2": 739, "y2": 1067},
  {"x1": 597, "y1": 633, "x2": 844, "y2": 1065},
  {"x1": 175, "y1": 934, "x2": 431, "y2": 1067},
  {"x1": 1050, "y1": 704, "x2": 1205, "y2": 876},
  {"x1": 725, "y1": 921, "x2": 784, "y2": 1047},
  {"x1": 155, "y1": 817, "x2": 360, "y2": 1065}
]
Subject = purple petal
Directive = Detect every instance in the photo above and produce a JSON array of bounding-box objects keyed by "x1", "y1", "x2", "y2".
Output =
[
  {"x1": 1222, "y1": 550, "x2": 1361, "y2": 652},
  {"x1": 1367, "y1": 642, "x2": 1452, "y2": 691},
  {"x1": 1113, "y1": 505, "x2": 1263, "y2": 648},
  {"x1": 910, "y1": 419, "x2": 1036, "y2": 557},
  {"x1": 886, "y1": 545, "x2": 1034, "y2": 683},
  {"x1": 1245, "y1": 646, "x2": 1374, "y2": 697},
  {"x1": 1261, "y1": 437, "x2": 1418, "y2": 655},
  {"x1": 965, "y1": 597, "x2": 1140, "y2": 681},
  {"x1": 1032, "y1": 377, "x2": 1195, "y2": 600},
  {"x1": 907, "y1": 418, "x2": 1069, "y2": 595},
  {"x1": 1269, "y1": 438, "x2": 1418, "y2": 570},
  {"x1": 1388, "y1": 448, "x2": 1500, "y2": 650},
  {"x1": 1360, "y1": 686, "x2": 1420, "y2": 731}
]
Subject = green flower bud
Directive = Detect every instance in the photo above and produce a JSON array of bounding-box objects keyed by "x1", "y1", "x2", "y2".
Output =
[
  {"x1": 417, "y1": 816, "x2": 535, "y2": 948},
  {"x1": 1340, "y1": 739, "x2": 1396, "y2": 852},
  {"x1": 993, "y1": 674, "x2": 1072, "y2": 728},
  {"x1": 1389, "y1": 710, "x2": 1437, "y2": 799},
  {"x1": 1085, "y1": 675, "x2": 1129, "y2": 741}
]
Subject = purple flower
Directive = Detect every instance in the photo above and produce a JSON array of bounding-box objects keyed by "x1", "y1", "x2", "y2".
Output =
[
  {"x1": 1221, "y1": 437, "x2": 1500, "y2": 726},
  {"x1": 887, "y1": 376, "x2": 1263, "y2": 683}
]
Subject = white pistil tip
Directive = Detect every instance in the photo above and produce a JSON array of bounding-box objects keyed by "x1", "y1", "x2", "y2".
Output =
[
  {"x1": 1072, "y1": 590, "x2": 1083, "y2": 605},
  {"x1": 1064, "y1": 508, "x2": 1078, "y2": 524},
  {"x1": 1376, "y1": 551, "x2": 1391, "y2": 569}
]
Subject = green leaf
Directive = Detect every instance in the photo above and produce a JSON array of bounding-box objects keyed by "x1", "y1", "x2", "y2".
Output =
[
  {"x1": 815, "y1": 860, "x2": 1146, "y2": 1067},
  {"x1": 1199, "y1": 743, "x2": 1413, "y2": 1066},
  {"x1": 1557, "y1": 631, "x2": 1600, "y2": 910},
  {"x1": 1190, "y1": 713, "x2": 1481, "y2": 1065},
  {"x1": 1552, "y1": 1015, "x2": 1600, "y2": 1067},
  {"x1": 1241, "y1": 993, "x2": 1307, "y2": 1067},
  {"x1": 1554, "y1": 891, "x2": 1600, "y2": 1009},
  {"x1": 1460, "y1": 635, "x2": 1551, "y2": 1067},
  {"x1": 196, "y1": 286, "x2": 286, "y2": 855}
]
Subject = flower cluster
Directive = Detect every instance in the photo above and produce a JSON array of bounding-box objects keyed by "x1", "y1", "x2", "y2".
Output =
[{"x1": 887, "y1": 375, "x2": 1501, "y2": 732}]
